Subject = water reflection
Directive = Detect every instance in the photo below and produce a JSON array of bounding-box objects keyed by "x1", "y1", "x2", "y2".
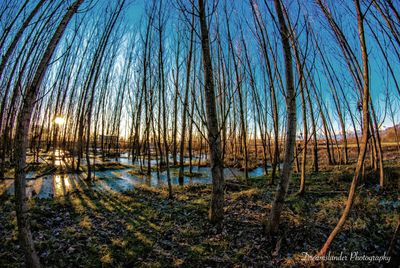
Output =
[
  {"x1": 29, "y1": 177, "x2": 43, "y2": 197},
  {"x1": 0, "y1": 179, "x2": 13, "y2": 195},
  {"x1": 53, "y1": 175, "x2": 74, "y2": 197},
  {"x1": 54, "y1": 149, "x2": 63, "y2": 166},
  {"x1": 2, "y1": 151, "x2": 268, "y2": 199}
]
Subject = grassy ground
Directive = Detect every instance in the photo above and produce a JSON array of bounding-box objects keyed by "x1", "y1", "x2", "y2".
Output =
[{"x1": 0, "y1": 163, "x2": 399, "y2": 267}]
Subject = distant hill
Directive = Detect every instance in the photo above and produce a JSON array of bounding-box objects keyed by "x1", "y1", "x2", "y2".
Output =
[
  {"x1": 381, "y1": 124, "x2": 400, "y2": 142},
  {"x1": 326, "y1": 124, "x2": 400, "y2": 143}
]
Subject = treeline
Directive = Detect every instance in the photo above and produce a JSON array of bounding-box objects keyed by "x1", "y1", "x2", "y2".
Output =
[{"x1": 0, "y1": 0, "x2": 399, "y2": 266}]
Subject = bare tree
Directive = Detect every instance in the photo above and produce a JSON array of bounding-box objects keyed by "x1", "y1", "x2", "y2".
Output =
[
  {"x1": 13, "y1": 1, "x2": 84, "y2": 266},
  {"x1": 198, "y1": 0, "x2": 224, "y2": 223},
  {"x1": 179, "y1": 10, "x2": 195, "y2": 183},
  {"x1": 319, "y1": 0, "x2": 371, "y2": 255},
  {"x1": 265, "y1": 0, "x2": 297, "y2": 234}
]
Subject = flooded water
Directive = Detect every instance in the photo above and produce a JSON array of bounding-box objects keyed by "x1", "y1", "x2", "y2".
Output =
[{"x1": 0, "y1": 152, "x2": 266, "y2": 199}]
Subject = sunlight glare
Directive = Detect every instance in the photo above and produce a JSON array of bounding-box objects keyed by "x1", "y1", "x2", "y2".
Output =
[{"x1": 54, "y1": 116, "x2": 65, "y2": 125}]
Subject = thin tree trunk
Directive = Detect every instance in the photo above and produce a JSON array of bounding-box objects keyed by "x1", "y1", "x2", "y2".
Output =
[
  {"x1": 319, "y1": 0, "x2": 370, "y2": 255},
  {"x1": 265, "y1": 0, "x2": 296, "y2": 234},
  {"x1": 179, "y1": 12, "x2": 194, "y2": 183},
  {"x1": 172, "y1": 31, "x2": 180, "y2": 166},
  {"x1": 0, "y1": 1, "x2": 45, "y2": 80},
  {"x1": 198, "y1": 0, "x2": 224, "y2": 223},
  {"x1": 157, "y1": 0, "x2": 172, "y2": 198},
  {"x1": 13, "y1": 1, "x2": 83, "y2": 266}
]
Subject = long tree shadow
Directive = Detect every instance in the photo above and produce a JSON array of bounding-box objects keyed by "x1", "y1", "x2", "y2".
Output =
[
  {"x1": 0, "y1": 179, "x2": 13, "y2": 197},
  {"x1": 57, "y1": 172, "x2": 162, "y2": 266}
]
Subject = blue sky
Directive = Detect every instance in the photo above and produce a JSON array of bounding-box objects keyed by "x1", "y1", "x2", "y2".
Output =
[
  {"x1": 126, "y1": 0, "x2": 397, "y2": 128},
  {"x1": 72, "y1": 0, "x2": 400, "y2": 138}
]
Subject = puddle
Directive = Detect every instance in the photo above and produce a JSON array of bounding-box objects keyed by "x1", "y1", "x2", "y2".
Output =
[{"x1": 0, "y1": 153, "x2": 267, "y2": 199}]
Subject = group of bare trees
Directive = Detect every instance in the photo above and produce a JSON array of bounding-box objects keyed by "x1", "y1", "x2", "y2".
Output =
[{"x1": 1, "y1": 0, "x2": 399, "y2": 266}]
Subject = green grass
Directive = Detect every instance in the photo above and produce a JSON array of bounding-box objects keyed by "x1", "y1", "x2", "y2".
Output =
[{"x1": 0, "y1": 163, "x2": 398, "y2": 267}]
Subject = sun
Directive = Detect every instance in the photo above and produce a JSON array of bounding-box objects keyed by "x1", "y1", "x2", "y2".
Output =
[{"x1": 54, "y1": 116, "x2": 65, "y2": 125}]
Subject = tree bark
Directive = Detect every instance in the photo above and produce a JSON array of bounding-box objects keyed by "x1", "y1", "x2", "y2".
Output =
[
  {"x1": 13, "y1": 1, "x2": 83, "y2": 267},
  {"x1": 198, "y1": 0, "x2": 224, "y2": 223},
  {"x1": 179, "y1": 11, "x2": 194, "y2": 183},
  {"x1": 319, "y1": 0, "x2": 370, "y2": 255},
  {"x1": 265, "y1": 0, "x2": 296, "y2": 234}
]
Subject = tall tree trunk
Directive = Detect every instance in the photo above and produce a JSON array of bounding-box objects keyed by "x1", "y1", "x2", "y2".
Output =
[
  {"x1": 303, "y1": 72, "x2": 318, "y2": 172},
  {"x1": 172, "y1": 31, "x2": 180, "y2": 166},
  {"x1": 198, "y1": 0, "x2": 224, "y2": 223},
  {"x1": 13, "y1": 1, "x2": 83, "y2": 266},
  {"x1": 265, "y1": 0, "x2": 296, "y2": 234},
  {"x1": 225, "y1": 11, "x2": 248, "y2": 181},
  {"x1": 179, "y1": 12, "x2": 194, "y2": 183},
  {"x1": 319, "y1": 0, "x2": 370, "y2": 255},
  {"x1": 287, "y1": 22, "x2": 307, "y2": 194},
  {"x1": 157, "y1": 0, "x2": 172, "y2": 198},
  {"x1": 249, "y1": 0, "x2": 279, "y2": 182},
  {"x1": 299, "y1": 86, "x2": 307, "y2": 195},
  {"x1": 370, "y1": 100, "x2": 385, "y2": 189}
]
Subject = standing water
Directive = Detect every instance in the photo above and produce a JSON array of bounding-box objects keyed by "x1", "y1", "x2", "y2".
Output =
[{"x1": 0, "y1": 151, "x2": 266, "y2": 199}]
